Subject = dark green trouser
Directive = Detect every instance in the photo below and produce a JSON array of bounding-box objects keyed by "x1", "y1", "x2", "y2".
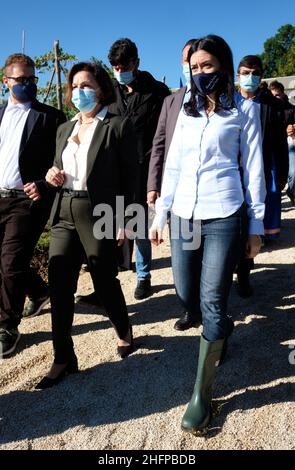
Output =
[{"x1": 49, "y1": 195, "x2": 129, "y2": 363}]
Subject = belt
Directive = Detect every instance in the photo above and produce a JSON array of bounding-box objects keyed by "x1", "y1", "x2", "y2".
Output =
[
  {"x1": 0, "y1": 189, "x2": 28, "y2": 198},
  {"x1": 62, "y1": 189, "x2": 89, "y2": 198}
]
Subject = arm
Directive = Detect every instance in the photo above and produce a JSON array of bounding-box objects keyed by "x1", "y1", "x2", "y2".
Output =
[
  {"x1": 149, "y1": 113, "x2": 183, "y2": 244},
  {"x1": 119, "y1": 117, "x2": 138, "y2": 224},
  {"x1": 240, "y1": 101, "x2": 266, "y2": 257},
  {"x1": 147, "y1": 98, "x2": 169, "y2": 204}
]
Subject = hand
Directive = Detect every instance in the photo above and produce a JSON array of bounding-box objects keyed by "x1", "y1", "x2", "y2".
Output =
[
  {"x1": 245, "y1": 234, "x2": 262, "y2": 259},
  {"x1": 116, "y1": 228, "x2": 133, "y2": 246},
  {"x1": 45, "y1": 166, "x2": 65, "y2": 187},
  {"x1": 147, "y1": 191, "x2": 160, "y2": 209},
  {"x1": 287, "y1": 124, "x2": 295, "y2": 137},
  {"x1": 149, "y1": 226, "x2": 163, "y2": 246},
  {"x1": 23, "y1": 182, "x2": 41, "y2": 201}
]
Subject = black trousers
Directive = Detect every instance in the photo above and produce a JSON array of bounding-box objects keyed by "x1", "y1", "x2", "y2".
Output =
[
  {"x1": 0, "y1": 197, "x2": 50, "y2": 329},
  {"x1": 49, "y1": 195, "x2": 130, "y2": 363}
]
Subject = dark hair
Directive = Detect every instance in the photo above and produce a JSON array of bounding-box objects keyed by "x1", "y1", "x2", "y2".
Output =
[
  {"x1": 184, "y1": 35, "x2": 235, "y2": 117},
  {"x1": 108, "y1": 38, "x2": 138, "y2": 66},
  {"x1": 269, "y1": 80, "x2": 284, "y2": 93},
  {"x1": 4, "y1": 53, "x2": 35, "y2": 74},
  {"x1": 182, "y1": 38, "x2": 197, "y2": 50},
  {"x1": 237, "y1": 55, "x2": 264, "y2": 75},
  {"x1": 65, "y1": 62, "x2": 116, "y2": 108}
]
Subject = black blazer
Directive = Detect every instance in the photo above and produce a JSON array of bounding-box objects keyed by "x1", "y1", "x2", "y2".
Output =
[
  {"x1": 49, "y1": 112, "x2": 138, "y2": 226},
  {"x1": 0, "y1": 100, "x2": 66, "y2": 188}
]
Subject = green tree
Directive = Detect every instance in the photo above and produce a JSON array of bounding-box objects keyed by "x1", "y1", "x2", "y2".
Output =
[
  {"x1": 89, "y1": 56, "x2": 114, "y2": 77},
  {"x1": 260, "y1": 24, "x2": 295, "y2": 77},
  {"x1": 35, "y1": 47, "x2": 77, "y2": 118}
]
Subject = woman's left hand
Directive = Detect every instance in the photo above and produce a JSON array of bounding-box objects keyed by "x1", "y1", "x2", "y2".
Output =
[
  {"x1": 245, "y1": 234, "x2": 262, "y2": 259},
  {"x1": 23, "y1": 182, "x2": 41, "y2": 201}
]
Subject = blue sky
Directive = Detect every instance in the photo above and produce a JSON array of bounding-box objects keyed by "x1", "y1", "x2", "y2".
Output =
[{"x1": 0, "y1": 0, "x2": 294, "y2": 88}]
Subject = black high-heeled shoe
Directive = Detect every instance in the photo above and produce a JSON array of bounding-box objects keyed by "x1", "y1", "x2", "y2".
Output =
[
  {"x1": 117, "y1": 325, "x2": 134, "y2": 359},
  {"x1": 35, "y1": 355, "x2": 79, "y2": 389}
]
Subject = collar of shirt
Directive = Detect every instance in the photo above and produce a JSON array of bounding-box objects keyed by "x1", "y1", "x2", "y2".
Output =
[
  {"x1": 71, "y1": 105, "x2": 108, "y2": 122},
  {"x1": 7, "y1": 96, "x2": 31, "y2": 112}
]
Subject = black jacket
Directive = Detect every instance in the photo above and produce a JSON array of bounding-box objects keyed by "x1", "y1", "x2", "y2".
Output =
[
  {"x1": 0, "y1": 100, "x2": 66, "y2": 187},
  {"x1": 49, "y1": 113, "x2": 138, "y2": 227},
  {"x1": 108, "y1": 71, "x2": 170, "y2": 203},
  {"x1": 258, "y1": 89, "x2": 289, "y2": 187}
]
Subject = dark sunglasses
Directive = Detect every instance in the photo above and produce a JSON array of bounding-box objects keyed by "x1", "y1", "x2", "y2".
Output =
[{"x1": 6, "y1": 75, "x2": 39, "y2": 84}]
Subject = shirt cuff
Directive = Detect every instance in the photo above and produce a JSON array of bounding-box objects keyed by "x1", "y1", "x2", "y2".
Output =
[
  {"x1": 151, "y1": 211, "x2": 168, "y2": 231},
  {"x1": 248, "y1": 218, "x2": 264, "y2": 235}
]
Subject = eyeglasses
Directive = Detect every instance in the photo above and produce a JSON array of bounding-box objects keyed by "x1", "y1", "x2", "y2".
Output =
[{"x1": 6, "y1": 75, "x2": 39, "y2": 84}]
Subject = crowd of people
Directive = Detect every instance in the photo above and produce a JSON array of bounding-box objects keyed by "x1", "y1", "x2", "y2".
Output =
[{"x1": 0, "y1": 34, "x2": 294, "y2": 434}]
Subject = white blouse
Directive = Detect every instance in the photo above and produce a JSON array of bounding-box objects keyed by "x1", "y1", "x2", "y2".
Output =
[{"x1": 62, "y1": 106, "x2": 108, "y2": 190}]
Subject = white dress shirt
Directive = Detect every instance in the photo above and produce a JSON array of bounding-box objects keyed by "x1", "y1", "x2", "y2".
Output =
[
  {"x1": 62, "y1": 106, "x2": 108, "y2": 190},
  {"x1": 0, "y1": 98, "x2": 31, "y2": 189},
  {"x1": 153, "y1": 93, "x2": 266, "y2": 235}
]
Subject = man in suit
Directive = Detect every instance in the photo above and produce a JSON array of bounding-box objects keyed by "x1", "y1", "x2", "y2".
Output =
[
  {"x1": 147, "y1": 39, "x2": 201, "y2": 332},
  {"x1": 0, "y1": 53, "x2": 65, "y2": 357}
]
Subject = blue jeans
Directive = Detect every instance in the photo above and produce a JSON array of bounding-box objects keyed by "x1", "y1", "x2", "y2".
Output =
[
  {"x1": 170, "y1": 206, "x2": 247, "y2": 341},
  {"x1": 288, "y1": 143, "x2": 295, "y2": 197},
  {"x1": 135, "y1": 205, "x2": 151, "y2": 280}
]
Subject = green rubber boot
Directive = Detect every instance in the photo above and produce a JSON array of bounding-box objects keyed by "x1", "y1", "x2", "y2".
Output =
[{"x1": 181, "y1": 335, "x2": 224, "y2": 434}]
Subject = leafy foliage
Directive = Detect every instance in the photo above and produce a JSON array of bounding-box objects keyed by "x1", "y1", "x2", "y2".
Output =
[
  {"x1": 35, "y1": 47, "x2": 77, "y2": 118},
  {"x1": 259, "y1": 24, "x2": 295, "y2": 77}
]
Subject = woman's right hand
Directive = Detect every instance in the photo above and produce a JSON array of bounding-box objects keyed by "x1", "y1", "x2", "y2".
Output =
[
  {"x1": 149, "y1": 227, "x2": 164, "y2": 246},
  {"x1": 45, "y1": 166, "x2": 65, "y2": 187}
]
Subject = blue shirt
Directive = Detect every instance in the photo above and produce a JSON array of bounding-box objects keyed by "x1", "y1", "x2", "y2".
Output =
[{"x1": 153, "y1": 92, "x2": 266, "y2": 234}]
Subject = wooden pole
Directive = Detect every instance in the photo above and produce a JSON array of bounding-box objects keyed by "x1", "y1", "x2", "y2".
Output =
[{"x1": 54, "y1": 40, "x2": 62, "y2": 110}]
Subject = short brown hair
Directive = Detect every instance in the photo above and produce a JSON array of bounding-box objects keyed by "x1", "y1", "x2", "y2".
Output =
[
  {"x1": 65, "y1": 62, "x2": 116, "y2": 108},
  {"x1": 4, "y1": 53, "x2": 35, "y2": 74},
  {"x1": 269, "y1": 80, "x2": 284, "y2": 93},
  {"x1": 237, "y1": 55, "x2": 264, "y2": 75}
]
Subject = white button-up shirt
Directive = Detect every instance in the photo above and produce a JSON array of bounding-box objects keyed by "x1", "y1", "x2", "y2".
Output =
[
  {"x1": 153, "y1": 93, "x2": 266, "y2": 234},
  {"x1": 62, "y1": 106, "x2": 108, "y2": 190},
  {"x1": 0, "y1": 98, "x2": 31, "y2": 189}
]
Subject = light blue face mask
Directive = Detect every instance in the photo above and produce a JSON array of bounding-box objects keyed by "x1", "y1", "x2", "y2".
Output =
[
  {"x1": 182, "y1": 63, "x2": 191, "y2": 84},
  {"x1": 71, "y1": 88, "x2": 97, "y2": 113},
  {"x1": 114, "y1": 70, "x2": 134, "y2": 85},
  {"x1": 239, "y1": 73, "x2": 260, "y2": 92}
]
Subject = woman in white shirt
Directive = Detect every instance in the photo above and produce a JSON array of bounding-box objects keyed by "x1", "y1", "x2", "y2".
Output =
[
  {"x1": 149, "y1": 35, "x2": 266, "y2": 434},
  {"x1": 34, "y1": 63, "x2": 137, "y2": 389}
]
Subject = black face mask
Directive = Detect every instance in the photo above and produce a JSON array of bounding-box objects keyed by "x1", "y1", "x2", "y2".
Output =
[
  {"x1": 192, "y1": 71, "x2": 222, "y2": 95},
  {"x1": 11, "y1": 82, "x2": 37, "y2": 102}
]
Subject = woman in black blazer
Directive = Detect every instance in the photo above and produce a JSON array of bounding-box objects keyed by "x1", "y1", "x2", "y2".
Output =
[{"x1": 35, "y1": 62, "x2": 137, "y2": 389}]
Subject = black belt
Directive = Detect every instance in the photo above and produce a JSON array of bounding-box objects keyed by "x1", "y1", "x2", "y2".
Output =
[
  {"x1": 0, "y1": 189, "x2": 28, "y2": 198},
  {"x1": 62, "y1": 189, "x2": 89, "y2": 198}
]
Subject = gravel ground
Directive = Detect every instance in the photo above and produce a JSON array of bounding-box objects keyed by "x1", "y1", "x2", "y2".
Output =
[{"x1": 0, "y1": 193, "x2": 295, "y2": 451}]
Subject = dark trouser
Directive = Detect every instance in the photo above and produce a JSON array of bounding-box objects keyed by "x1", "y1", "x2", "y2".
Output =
[
  {"x1": 170, "y1": 205, "x2": 247, "y2": 341},
  {"x1": 0, "y1": 197, "x2": 50, "y2": 329},
  {"x1": 26, "y1": 267, "x2": 49, "y2": 300},
  {"x1": 49, "y1": 195, "x2": 130, "y2": 363},
  {"x1": 236, "y1": 257, "x2": 254, "y2": 279}
]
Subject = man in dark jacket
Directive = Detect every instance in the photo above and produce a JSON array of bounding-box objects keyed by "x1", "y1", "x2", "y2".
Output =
[
  {"x1": 77, "y1": 38, "x2": 170, "y2": 304},
  {"x1": 269, "y1": 80, "x2": 295, "y2": 205},
  {"x1": 0, "y1": 53, "x2": 65, "y2": 357},
  {"x1": 236, "y1": 56, "x2": 289, "y2": 297}
]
